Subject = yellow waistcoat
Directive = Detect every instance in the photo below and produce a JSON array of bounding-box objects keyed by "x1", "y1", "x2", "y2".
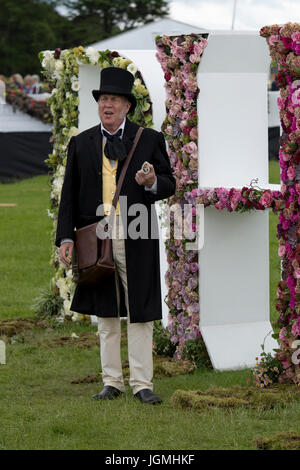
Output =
[{"x1": 102, "y1": 143, "x2": 120, "y2": 215}]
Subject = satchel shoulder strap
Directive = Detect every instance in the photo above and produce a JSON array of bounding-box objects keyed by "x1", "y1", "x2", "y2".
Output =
[{"x1": 111, "y1": 126, "x2": 144, "y2": 208}]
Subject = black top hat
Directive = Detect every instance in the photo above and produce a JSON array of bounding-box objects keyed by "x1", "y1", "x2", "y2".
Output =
[{"x1": 92, "y1": 67, "x2": 137, "y2": 113}]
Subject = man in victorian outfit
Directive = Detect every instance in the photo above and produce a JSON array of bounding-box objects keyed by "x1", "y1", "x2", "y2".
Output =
[{"x1": 56, "y1": 67, "x2": 176, "y2": 404}]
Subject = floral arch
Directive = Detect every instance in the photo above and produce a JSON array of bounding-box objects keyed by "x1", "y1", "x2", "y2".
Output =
[{"x1": 40, "y1": 46, "x2": 153, "y2": 322}]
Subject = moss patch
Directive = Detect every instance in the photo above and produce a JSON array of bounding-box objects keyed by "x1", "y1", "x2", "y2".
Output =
[
  {"x1": 255, "y1": 430, "x2": 300, "y2": 450},
  {"x1": 0, "y1": 318, "x2": 45, "y2": 338},
  {"x1": 154, "y1": 359, "x2": 195, "y2": 378},
  {"x1": 171, "y1": 384, "x2": 300, "y2": 412}
]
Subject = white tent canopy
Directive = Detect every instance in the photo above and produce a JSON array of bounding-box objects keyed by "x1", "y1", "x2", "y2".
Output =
[{"x1": 88, "y1": 17, "x2": 207, "y2": 50}]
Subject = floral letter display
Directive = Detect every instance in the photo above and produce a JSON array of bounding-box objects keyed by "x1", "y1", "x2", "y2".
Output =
[
  {"x1": 260, "y1": 23, "x2": 300, "y2": 385},
  {"x1": 156, "y1": 34, "x2": 209, "y2": 360},
  {"x1": 156, "y1": 32, "x2": 285, "y2": 370},
  {"x1": 40, "y1": 47, "x2": 153, "y2": 321}
]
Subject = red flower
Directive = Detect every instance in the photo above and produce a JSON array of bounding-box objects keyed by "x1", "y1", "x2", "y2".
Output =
[{"x1": 54, "y1": 48, "x2": 61, "y2": 59}]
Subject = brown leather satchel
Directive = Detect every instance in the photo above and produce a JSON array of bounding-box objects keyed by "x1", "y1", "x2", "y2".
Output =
[{"x1": 72, "y1": 126, "x2": 144, "y2": 286}]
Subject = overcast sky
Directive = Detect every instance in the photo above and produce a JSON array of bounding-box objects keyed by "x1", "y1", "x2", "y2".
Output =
[{"x1": 168, "y1": 0, "x2": 300, "y2": 30}]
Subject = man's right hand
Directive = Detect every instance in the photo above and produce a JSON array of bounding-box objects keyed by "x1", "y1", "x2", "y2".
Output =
[{"x1": 59, "y1": 241, "x2": 74, "y2": 267}]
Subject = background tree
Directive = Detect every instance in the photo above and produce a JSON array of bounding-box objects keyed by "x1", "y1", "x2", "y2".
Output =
[
  {"x1": 0, "y1": 0, "x2": 169, "y2": 77},
  {"x1": 0, "y1": 0, "x2": 70, "y2": 76},
  {"x1": 63, "y1": 0, "x2": 169, "y2": 45}
]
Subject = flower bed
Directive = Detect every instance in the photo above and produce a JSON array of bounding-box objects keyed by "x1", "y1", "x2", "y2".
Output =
[{"x1": 5, "y1": 86, "x2": 51, "y2": 123}]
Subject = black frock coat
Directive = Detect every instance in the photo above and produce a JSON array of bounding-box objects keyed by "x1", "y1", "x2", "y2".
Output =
[{"x1": 55, "y1": 118, "x2": 176, "y2": 323}]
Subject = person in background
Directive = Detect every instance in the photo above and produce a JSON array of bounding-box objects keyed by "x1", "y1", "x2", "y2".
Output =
[
  {"x1": 31, "y1": 74, "x2": 43, "y2": 94},
  {"x1": 23, "y1": 75, "x2": 33, "y2": 94},
  {"x1": 13, "y1": 74, "x2": 24, "y2": 90}
]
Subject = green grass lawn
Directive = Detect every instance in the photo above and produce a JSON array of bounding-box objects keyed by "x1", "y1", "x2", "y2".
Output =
[
  {"x1": 1, "y1": 164, "x2": 296, "y2": 451},
  {"x1": 0, "y1": 175, "x2": 54, "y2": 319},
  {"x1": 0, "y1": 321, "x2": 300, "y2": 451}
]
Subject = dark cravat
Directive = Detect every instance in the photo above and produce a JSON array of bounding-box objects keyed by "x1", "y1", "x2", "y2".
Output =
[{"x1": 102, "y1": 128, "x2": 127, "y2": 162}]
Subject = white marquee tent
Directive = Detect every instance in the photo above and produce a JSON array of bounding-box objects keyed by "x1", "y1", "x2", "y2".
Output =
[{"x1": 88, "y1": 17, "x2": 207, "y2": 50}]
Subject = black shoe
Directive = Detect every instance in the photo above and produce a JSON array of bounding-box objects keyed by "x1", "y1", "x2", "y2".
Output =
[
  {"x1": 92, "y1": 385, "x2": 123, "y2": 400},
  {"x1": 134, "y1": 389, "x2": 162, "y2": 405}
]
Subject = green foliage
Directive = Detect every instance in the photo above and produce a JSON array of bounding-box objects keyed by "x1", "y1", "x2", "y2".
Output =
[
  {"x1": 152, "y1": 321, "x2": 176, "y2": 357},
  {"x1": 252, "y1": 346, "x2": 283, "y2": 388},
  {"x1": 152, "y1": 322, "x2": 211, "y2": 370},
  {"x1": 63, "y1": 0, "x2": 169, "y2": 42},
  {"x1": 180, "y1": 338, "x2": 212, "y2": 370},
  {"x1": 0, "y1": 0, "x2": 169, "y2": 76},
  {"x1": 31, "y1": 285, "x2": 63, "y2": 318},
  {"x1": 0, "y1": 0, "x2": 70, "y2": 76}
]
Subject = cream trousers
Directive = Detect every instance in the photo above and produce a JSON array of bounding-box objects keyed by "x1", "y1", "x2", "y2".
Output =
[{"x1": 97, "y1": 216, "x2": 153, "y2": 394}]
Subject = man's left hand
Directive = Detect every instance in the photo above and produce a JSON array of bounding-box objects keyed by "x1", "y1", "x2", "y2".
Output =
[{"x1": 135, "y1": 163, "x2": 156, "y2": 188}]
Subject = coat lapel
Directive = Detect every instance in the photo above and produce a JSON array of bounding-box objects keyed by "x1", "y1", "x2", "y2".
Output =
[{"x1": 89, "y1": 124, "x2": 103, "y2": 174}]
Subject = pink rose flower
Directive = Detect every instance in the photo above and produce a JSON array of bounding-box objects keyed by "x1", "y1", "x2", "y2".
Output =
[
  {"x1": 183, "y1": 141, "x2": 198, "y2": 154},
  {"x1": 183, "y1": 77, "x2": 198, "y2": 92},
  {"x1": 189, "y1": 262, "x2": 199, "y2": 273},
  {"x1": 230, "y1": 189, "x2": 242, "y2": 210},
  {"x1": 189, "y1": 53, "x2": 200, "y2": 63},
  {"x1": 179, "y1": 120, "x2": 188, "y2": 130},
  {"x1": 287, "y1": 166, "x2": 296, "y2": 181},
  {"x1": 278, "y1": 245, "x2": 286, "y2": 257},
  {"x1": 269, "y1": 34, "x2": 280, "y2": 46},
  {"x1": 292, "y1": 32, "x2": 300, "y2": 43},
  {"x1": 292, "y1": 88, "x2": 300, "y2": 106},
  {"x1": 259, "y1": 190, "x2": 272, "y2": 208},
  {"x1": 291, "y1": 317, "x2": 300, "y2": 336},
  {"x1": 295, "y1": 269, "x2": 300, "y2": 279},
  {"x1": 279, "y1": 327, "x2": 288, "y2": 342},
  {"x1": 165, "y1": 125, "x2": 173, "y2": 136},
  {"x1": 281, "y1": 184, "x2": 287, "y2": 196},
  {"x1": 277, "y1": 97, "x2": 287, "y2": 110},
  {"x1": 169, "y1": 103, "x2": 182, "y2": 116},
  {"x1": 282, "y1": 360, "x2": 292, "y2": 370},
  {"x1": 172, "y1": 46, "x2": 186, "y2": 60},
  {"x1": 281, "y1": 151, "x2": 292, "y2": 162},
  {"x1": 172, "y1": 280, "x2": 181, "y2": 292},
  {"x1": 189, "y1": 127, "x2": 198, "y2": 140}
]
